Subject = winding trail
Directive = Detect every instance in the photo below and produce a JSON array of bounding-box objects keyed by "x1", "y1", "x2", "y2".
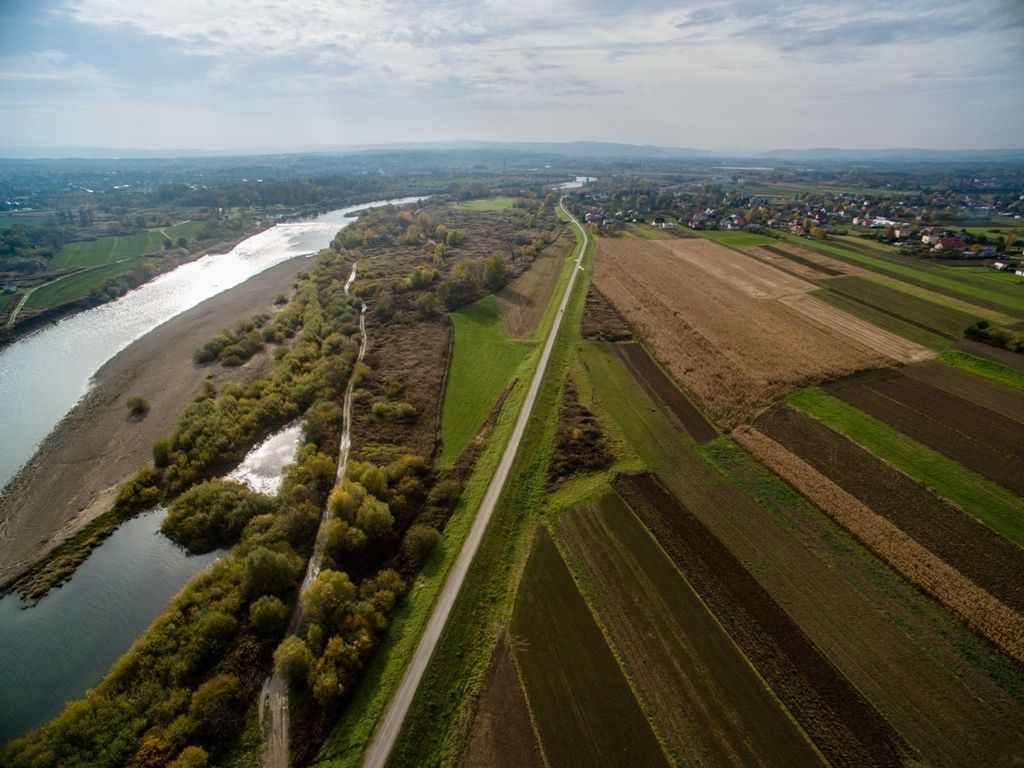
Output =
[
  {"x1": 360, "y1": 200, "x2": 588, "y2": 768},
  {"x1": 260, "y1": 261, "x2": 368, "y2": 768}
]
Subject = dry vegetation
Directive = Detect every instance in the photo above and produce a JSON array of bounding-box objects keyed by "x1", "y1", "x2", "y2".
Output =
[
  {"x1": 496, "y1": 229, "x2": 571, "y2": 337},
  {"x1": 593, "y1": 238, "x2": 929, "y2": 427},
  {"x1": 734, "y1": 425, "x2": 1024, "y2": 666},
  {"x1": 579, "y1": 285, "x2": 633, "y2": 342}
]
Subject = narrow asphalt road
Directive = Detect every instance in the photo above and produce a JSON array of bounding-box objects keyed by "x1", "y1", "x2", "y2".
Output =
[{"x1": 360, "y1": 200, "x2": 588, "y2": 768}]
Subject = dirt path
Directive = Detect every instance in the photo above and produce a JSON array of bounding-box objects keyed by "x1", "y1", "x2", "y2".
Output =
[
  {"x1": 260, "y1": 263, "x2": 367, "y2": 768},
  {"x1": 0, "y1": 257, "x2": 311, "y2": 592},
  {"x1": 360, "y1": 200, "x2": 587, "y2": 768}
]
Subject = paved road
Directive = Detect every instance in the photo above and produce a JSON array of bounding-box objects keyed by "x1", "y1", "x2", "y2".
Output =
[{"x1": 360, "y1": 201, "x2": 588, "y2": 768}]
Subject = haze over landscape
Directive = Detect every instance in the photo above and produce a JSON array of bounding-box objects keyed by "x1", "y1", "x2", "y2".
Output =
[{"x1": 2, "y1": 0, "x2": 1023, "y2": 152}]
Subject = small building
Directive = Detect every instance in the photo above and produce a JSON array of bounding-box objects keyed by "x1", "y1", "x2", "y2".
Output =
[{"x1": 2, "y1": 285, "x2": 16, "y2": 294}]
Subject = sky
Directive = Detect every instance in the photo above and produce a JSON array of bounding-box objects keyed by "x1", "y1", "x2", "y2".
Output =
[{"x1": 0, "y1": 0, "x2": 1022, "y2": 152}]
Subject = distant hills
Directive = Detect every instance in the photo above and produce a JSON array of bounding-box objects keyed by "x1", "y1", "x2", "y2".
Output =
[{"x1": 2, "y1": 141, "x2": 1022, "y2": 162}]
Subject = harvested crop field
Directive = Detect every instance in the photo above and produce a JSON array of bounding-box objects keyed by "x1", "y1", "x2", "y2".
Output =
[
  {"x1": 754, "y1": 404, "x2": 1024, "y2": 612},
  {"x1": 613, "y1": 473, "x2": 909, "y2": 768},
  {"x1": 615, "y1": 342, "x2": 716, "y2": 441},
  {"x1": 735, "y1": 425, "x2": 1024, "y2": 666},
  {"x1": 556, "y1": 490, "x2": 824, "y2": 768},
  {"x1": 457, "y1": 638, "x2": 543, "y2": 768},
  {"x1": 496, "y1": 229, "x2": 571, "y2": 338},
  {"x1": 826, "y1": 369, "x2": 1024, "y2": 495},
  {"x1": 509, "y1": 528, "x2": 669, "y2": 768},
  {"x1": 745, "y1": 243, "x2": 853, "y2": 278},
  {"x1": 593, "y1": 238, "x2": 928, "y2": 426},
  {"x1": 903, "y1": 360, "x2": 1024, "y2": 424}
]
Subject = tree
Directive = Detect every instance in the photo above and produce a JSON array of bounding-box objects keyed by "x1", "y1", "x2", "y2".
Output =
[
  {"x1": 188, "y1": 674, "x2": 242, "y2": 736},
  {"x1": 482, "y1": 255, "x2": 507, "y2": 291},
  {"x1": 273, "y1": 636, "x2": 313, "y2": 688},
  {"x1": 355, "y1": 497, "x2": 394, "y2": 540},
  {"x1": 402, "y1": 524, "x2": 439, "y2": 566},
  {"x1": 249, "y1": 595, "x2": 289, "y2": 637},
  {"x1": 169, "y1": 747, "x2": 209, "y2": 768},
  {"x1": 303, "y1": 569, "x2": 356, "y2": 630},
  {"x1": 242, "y1": 546, "x2": 300, "y2": 598}
]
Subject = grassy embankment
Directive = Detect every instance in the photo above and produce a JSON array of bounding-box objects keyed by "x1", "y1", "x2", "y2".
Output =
[
  {"x1": 787, "y1": 387, "x2": 1024, "y2": 548},
  {"x1": 314, "y1": 207, "x2": 589, "y2": 767},
  {"x1": 575, "y1": 339, "x2": 1024, "y2": 766}
]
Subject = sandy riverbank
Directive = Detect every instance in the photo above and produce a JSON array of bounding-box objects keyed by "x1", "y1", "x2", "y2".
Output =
[{"x1": 0, "y1": 255, "x2": 312, "y2": 591}]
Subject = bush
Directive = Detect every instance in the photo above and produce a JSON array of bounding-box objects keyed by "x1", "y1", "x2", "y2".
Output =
[
  {"x1": 273, "y1": 636, "x2": 313, "y2": 689},
  {"x1": 127, "y1": 395, "x2": 150, "y2": 416},
  {"x1": 249, "y1": 595, "x2": 289, "y2": 637},
  {"x1": 402, "y1": 524, "x2": 439, "y2": 566}
]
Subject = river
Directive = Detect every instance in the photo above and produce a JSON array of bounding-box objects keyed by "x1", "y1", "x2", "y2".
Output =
[{"x1": 0, "y1": 197, "x2": 423, "y2": 491}]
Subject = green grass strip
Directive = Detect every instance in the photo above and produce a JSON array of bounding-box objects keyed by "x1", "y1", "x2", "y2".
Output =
[
  {"x1": 788, "y1": 387, "x2": 1024, "y2": 548},
  {"x1": 939, "y1": 350, "x2": 1024, "y2": 392},
  {"x1": 439, "y1": 295, "x2": 534, "y2": 465},
  {"x1": 451, "y1": 196, "x2": 518, "y2": 211},
  {"x1": 24, "y1": 258, "x2": 147, "y2": 310}
]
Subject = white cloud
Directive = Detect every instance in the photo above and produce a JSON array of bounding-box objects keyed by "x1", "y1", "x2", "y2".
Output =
[{"x1": 0, "y1": 48, "x2": 104, "y2": 82}]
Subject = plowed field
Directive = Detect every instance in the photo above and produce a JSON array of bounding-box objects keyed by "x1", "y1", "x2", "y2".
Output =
[
  {"x1": 826, "y1": 369, "x2": 1024, "y2": 495},
  {"x1": 593, "y1": 238, "x2": 929, "y2": 426},
  {"x1": 903, "y1": 360, "x2": 1024, "y2": 424},
  {"x1": 613, "y1": 473, "x2": 908, "y2": 768}
]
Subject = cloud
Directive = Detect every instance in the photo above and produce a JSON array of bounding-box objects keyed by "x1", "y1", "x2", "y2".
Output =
[{"x1": 0, "y1": 48, "x2": 104, "y2": 82}]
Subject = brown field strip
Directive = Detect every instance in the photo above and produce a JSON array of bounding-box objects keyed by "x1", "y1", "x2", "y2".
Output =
[
  {"x1": 593, "y1": 238, "x2": 928, "y2": 426},
  {"x1": 747, "y1": 243, "x2": 850, "y2": 278},
  {"x1": 734, "y1": 425, "x2": 1024, "y2": 666},
  {"x1": 496, "y1": 231, "x2": 572, "y2": 337},
  {"x1": 614, "y1": 342, "x2": 717, "y2": 442},
  {"x1": 755, "y1": 404, "x2": 1024, "y2": 612},
  {"x1": 954, "y1": 338, "x2": 1024, "y2": 373},
  {"x1": 612, "y1": 473, "x2": 909, "y2": 768},
  {"x1": 557, "y1": 491, "x2": 825, "y2": 768},
  {"x1": 456, "y1": 637, "x2": 544, "y2": 768},
  {"x1": 826, "y1": 370, "x2": 1024, "y2": 495},
  {"x1": 903, "y1": 360, "x2": 1024, "y2": 424}
]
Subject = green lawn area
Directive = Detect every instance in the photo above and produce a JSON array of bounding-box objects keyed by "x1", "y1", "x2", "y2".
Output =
[
  {"x1": 687, "y1": 228, "x2": 776, "y2": 248},
  {"x1": 451, "y1": 196, "x2": 518, "y2": 211},
  {"x1": 53, "y1": 220, "x2": 201, "y2": 269},
  {"x1": 439, "y1": 294, "x2": 535, "y2": 465},
  {"x1": 939, "y1": 349, "x2": 1024, "y2": 392},
  {"x1": 788, "y1": 387, "x2": 1024, "y2": 547},
  {"x1": 510, "y1": 527, "x2": 670, "y2": 768},
  {"x1": 24, "y1": 258, "x2": 146, "y2": 310}
]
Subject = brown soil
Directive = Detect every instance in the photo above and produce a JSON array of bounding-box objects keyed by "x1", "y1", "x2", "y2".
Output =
[
  {"x1": 351, "y1": 316, "x2": 451, "y2": 465},
  {"x1": 755, "y1": 404, "x2": 1024, "y2": 612},
  {"x1": 496, "y1": 230, "x2": 571, "y2": 338},
  {"x1": 456, "y1": 636, "x2": 544, "y2": 768},
  {"x1": 614, "y1": 473, "x2": 909, "y2": 768},
  {"x1": 580, "y1": 285, "x2": 633, "y2": 342},
  {"x1": 592, "y1": 238, "x2": 920, "y2": 427},
  {"x1": 826, "y1": 369, "x2": 1024, "y2": 496},
  {"x1": 954, "y1": 338, "x2": 1024, "y2": 372},
  {"x1": 614, "y1": 342, "x2": 717, "y2": 442},
  {"x1": 547, "y1": 378, "x2": 614, "y2": 485},
  {"x1": 734, "y1": 425, "x2": 1024, "y2": 666},
  {"x1": 0, "y1": 257, "x2": 310, "y2": 592},
  {"x1": 903, "y1": 359, "x2": 1024, "y2": 424}
]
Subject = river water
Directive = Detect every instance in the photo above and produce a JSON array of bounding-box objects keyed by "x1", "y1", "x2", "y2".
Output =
[
  {"x1": 0, "y1": 197, "x2": 423, "y2": 491},
  {"x1": 0, "y1": 196, "x2": 418, "y2": 744}
]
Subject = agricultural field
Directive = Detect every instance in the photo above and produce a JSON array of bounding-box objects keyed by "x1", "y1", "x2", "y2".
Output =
[
  {"x1": 555, "y1": 491, "x2": 825, "y2": 767},
  {"x1": 439, "y1": 295, "x2": 534, "y2": 464},
  {"x1": 683, "y1": 227, "x2": 775, "y2": 247},
  {"x1": 575, "y1": 339, "x2": 1024, "y2": 766},
  {"x1": 52, "y1": 220, "x2": 202, "y2": 268},
  {"x1": 496, "y1": 229, "x2": 572, "y2": 337},
  {"x1": 23, "y1": 257, "x2": 150, "y2": 310},
  {"x1": 825, "y1": 368, "x2": 1024, "y2": 496},
  {"x1": 452, "y1": 196, "x2": 519, "y2": 211},
  {"x1": 745, "y1": 242, "x2": 854, "y2": 278},
  {"x1": 592, "y1": 237, "x2": 928, "y2": 426},
  {"x1": 508, "y1": 527, "x2": 670, "y2": 768},
  {"x1": 954, "y1": 338, "x2": 1024, "y2": 373}
]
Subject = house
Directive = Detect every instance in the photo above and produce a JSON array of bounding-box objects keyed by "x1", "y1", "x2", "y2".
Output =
[
  {"x1": 993, "y1": 260, "x2": 1016, "y2": 271},
  {"x1": 934, "y1": 236, "x2": 968, "y2": 251}
]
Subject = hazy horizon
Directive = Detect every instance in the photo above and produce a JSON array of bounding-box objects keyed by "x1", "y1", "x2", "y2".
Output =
[{"x1": 2, "y1": 1, "x2": 1022, "y2": 152}]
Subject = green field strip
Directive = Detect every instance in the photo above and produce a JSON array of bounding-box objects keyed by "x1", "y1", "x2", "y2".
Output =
[
  {"x1": 813, "y1": 289, "x2": 950, "y2": 351},
  {"x1": 939, "y1": 350, "x2": 1024, "y2": 392},
  {"x1": 556, "y1": 495, "x2": 824, "y2": 768},
  {"x1": 54, "y1": 230, "x2": 167, "y2": 268},
  {"x1": 510, "y1": 527, "x2": 670, "y2": 768},
  {"x1": 862, "y1": 272, "x2": 1016, "y2": 324},
  {"x1": 777, "y1": 233, "x2": 1024, "y2": 315},
  {"x1": 788, "y1": 387, "x2": 1024, "y2": 548},
  {"x1": 690, "y1": 228, "x2": 776, "y2": 248},
  {"x1": 23, "y1": 258, "x2": 147, "y2": 310},
  {"x1": 439, "y1": 295, "x2": 535, "y2": 465},
  {"x1": 451, "y1": 196, "x2": 518, "y2": 211}
]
